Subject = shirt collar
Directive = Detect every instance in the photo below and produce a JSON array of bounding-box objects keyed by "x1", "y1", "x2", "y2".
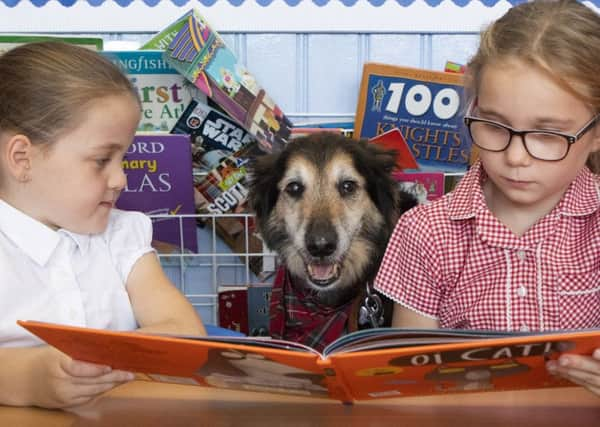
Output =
[
  {"x1": 448, "y1": 162, "x2": 600, "y2": 220},
  {"x1": 448, "y1": 161, "x2": 486, "y2": 221},
  {"x1": 0, "y1": 199, "x2": 90, "y2": 266},
  {"x1": 555, "y1": 167, "x2": 600, "y2": 217}
]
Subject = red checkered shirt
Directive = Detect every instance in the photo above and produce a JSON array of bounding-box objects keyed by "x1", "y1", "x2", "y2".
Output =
[{"x1": 375, "y1": 162, "x2": 600, "y2": 332}]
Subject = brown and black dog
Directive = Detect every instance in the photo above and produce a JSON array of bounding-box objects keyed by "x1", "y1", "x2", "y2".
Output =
[{"x1": 248, "y1": 132, "x2": 416, "y2": 349}]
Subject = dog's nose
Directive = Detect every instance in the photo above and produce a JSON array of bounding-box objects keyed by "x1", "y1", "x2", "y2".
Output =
[{"x1": 305, "y1": 222, "x2": 337, "y2": 257}]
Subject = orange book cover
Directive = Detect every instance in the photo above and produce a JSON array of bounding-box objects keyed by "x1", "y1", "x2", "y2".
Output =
[
  {"x1": 17, "y1": 320, "x2": 600, "y2": 403},
  {"x1": 354, "y1": 63, "x2": 469, "y2": 173}
]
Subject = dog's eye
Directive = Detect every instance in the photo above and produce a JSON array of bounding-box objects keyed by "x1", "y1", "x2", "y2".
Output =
[
  {"x1": 339, "y1": 180, "x2": 358, "y2": 196},
  {"x1": 284, "y1": 181, "x2": 304, "y2": 198}
]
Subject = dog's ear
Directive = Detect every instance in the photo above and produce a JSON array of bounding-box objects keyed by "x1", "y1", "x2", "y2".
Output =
[
  {"x1": 247, "y1": 152, "x2": 285, "y2": 221},
  {"x1": 354, "y1": 140, "x2": 402, "y2": 226}
]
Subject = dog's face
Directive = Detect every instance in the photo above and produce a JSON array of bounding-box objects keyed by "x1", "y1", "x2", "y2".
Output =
[{"x1": 249, "y1": 133, "x2": 413, "y2": 307}]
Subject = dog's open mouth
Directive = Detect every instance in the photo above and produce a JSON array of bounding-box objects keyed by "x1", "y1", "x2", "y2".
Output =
[{"x1": 306, "y1": 263, "x2": 340, "y2": 286}]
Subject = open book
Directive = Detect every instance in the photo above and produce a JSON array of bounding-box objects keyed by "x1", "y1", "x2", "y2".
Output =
[{"x1": 18, "y1": 320, "x2": 600, "y2": 403}]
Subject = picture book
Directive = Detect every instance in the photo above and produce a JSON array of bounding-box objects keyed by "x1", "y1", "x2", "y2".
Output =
[
  {"x1": 354, "y1": 63, "x2": 470, "y2": 173},
  {"x1": 444, "y1": 171, "x2": 465, "y2": 194},
  {"x1": 247, "y1": 284, "x2": 272, "y2": 337},
  {"x1": 171, "y1": 98, "x2": 256, "y2": 173},
  {"x1": 115, "y1": 133, "x2": 198, "y2": 253},
  {"x1": 217, "y1": 284, "x2": 273, "y2": 336},
  {"x1": 0, "y1": 34, "x2": 103, "y2": 55},
  {"x1": 18, "y1": 320, "x2": 600, "y2": 403},
  {"x1": 218, "y1": 287, "x2": 249, "y2": 335},
  {"x1": 289, "y1": 128, "x2": 347, "y2": 139},
  {"x1": 368, "y1": 128, "x2": 418, "y2": 171},
  {"x1": 143, "y1": 9, "x2": 293, "y2": 153},
  {"x1": 193, "y1": 142, "x2": 265, "y2": 275},
  {"x1": 102, "y1": 50, "x2": 205, "y2": 132},
  {"x1": 393, "y1": 171, "x2": 445, "y2": 203},
  {"x1": 444, "y1": 60, "x2": 466, "y2": 74},
  {"x1": 292, "y1": 120, "x2": 355, "y2": 138}
]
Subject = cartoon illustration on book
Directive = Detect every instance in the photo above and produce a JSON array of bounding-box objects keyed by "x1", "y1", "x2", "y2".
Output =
[
  {"x1": 371, "y1": 80, "x2": 386, "y2": 112},
  {"x1": 160, "y1": 10, "x2": 292, "y2": 153},
  {"x1": 197, "y1": 348, "x2": 329, "y2": 396},
  {"x1": 424, "y1": 360, "x2": 530, "y2": 392}
]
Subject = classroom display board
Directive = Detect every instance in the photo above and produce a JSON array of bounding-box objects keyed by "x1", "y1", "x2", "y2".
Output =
[{"x1": 0, "y1": 0, "x2": 537, "y2": 33}]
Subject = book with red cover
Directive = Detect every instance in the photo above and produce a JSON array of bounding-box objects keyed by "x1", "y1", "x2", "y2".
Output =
[
  {"x1": 368, "y1": 128, "x2": 418, "y2": 171},
  {"x1": 18, "y1": 320, "x2": 600, "y2": 403},
  {"x1": 218, "y1": 287, "x2": 249, "y2": 335},
  {"x1": 393, "y1": 171, "x2": 445, "y2": 202}
]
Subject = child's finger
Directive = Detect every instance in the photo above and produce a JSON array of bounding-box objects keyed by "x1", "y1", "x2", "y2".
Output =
[
  {"x1": 61, "y1": 358, "x2": 112, "y2": 378},
  {"x1": 71, "y1": 370, "x2": 135, "y2": 385},
  {"x1": 557, "y1": 354, "x2": 600, "y2": 376}
]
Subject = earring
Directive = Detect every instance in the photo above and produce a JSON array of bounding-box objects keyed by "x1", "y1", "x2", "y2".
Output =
[{"x1": 20, "y1": 173, "x2": 30, "y2": 183}]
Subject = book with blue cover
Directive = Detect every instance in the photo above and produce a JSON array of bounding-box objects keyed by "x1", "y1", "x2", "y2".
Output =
[{"x1": 354, "y1": 63, "x2": 471, "y2": 173}]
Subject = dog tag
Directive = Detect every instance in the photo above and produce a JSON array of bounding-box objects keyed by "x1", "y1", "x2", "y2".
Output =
[{"x1": 359, "y1": 293, "x2": 384, "y2": 328}]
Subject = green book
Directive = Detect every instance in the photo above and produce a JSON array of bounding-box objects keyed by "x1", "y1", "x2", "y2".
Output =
[{"x1": 0, "y1": 35, "x2": 103, "y2": 55}]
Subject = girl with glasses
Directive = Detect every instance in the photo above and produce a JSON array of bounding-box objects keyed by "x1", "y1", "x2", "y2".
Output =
[{"x1": 375, "y1": 0, "x2": 600, "y2": 397}]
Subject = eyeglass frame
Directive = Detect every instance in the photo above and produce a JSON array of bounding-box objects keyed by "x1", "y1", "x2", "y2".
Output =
[{"x1": 463, "y1": 113, "x2": 600, "y2": 161}]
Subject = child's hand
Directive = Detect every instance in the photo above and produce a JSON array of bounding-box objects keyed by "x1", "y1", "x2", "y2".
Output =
[
  {"x1": 30, "y1": 346, "x2": 135, "y2": 408},
  {"x1": 546, "y1": 349, "x2": 600, "y2": 397}
]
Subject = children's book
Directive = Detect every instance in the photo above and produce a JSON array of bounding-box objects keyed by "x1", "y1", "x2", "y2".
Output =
[
  {"x1": 354, "y1": 63, "x2": 470, "y2": 173},
  {"x1": 18, "y1": 320, "x2": 599, "y2": 403},
  {"x1": 142, "y1": 9, "x2": 293, "y2": 153},
  {"x1": 393, "y1": 171, "x2": 445, "y2": 202},
  {"x1": 193, "y1": 142, "x2": 265, "y2": 275},
  {"x1": 289, "y1": 127, "x2": 347, "y2": 139},
  {"x1": 247, "y1": 284, "x2": 272, "y2": 337},
  {"x1": 102, "y1": 50, "x2": 205, "y2": 132},
  {"x1": 444, "y1": 60, "x2": 466, "y2": 74},
  {"x1": 0, "y1": 34, "x2": 103, "y2": 55},
  {"x1": 171, "y1": 98, "x2": 256, "y2": 173},
  {"x1": 218, "y1": 287, "x2": 249, "y2": 335},
  {"x1": 115, "y1": 133, "x2": 198, "y2": 253},
  {"x1": 368, "y1": 128, "x2": 418, "y2": 171}
]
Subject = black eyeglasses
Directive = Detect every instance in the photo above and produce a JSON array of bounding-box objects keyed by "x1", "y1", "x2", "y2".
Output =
[{"x1": 463, "y1": 114, "x2": 600, "y2": 161}]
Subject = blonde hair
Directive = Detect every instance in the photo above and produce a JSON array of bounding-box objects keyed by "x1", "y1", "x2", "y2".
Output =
[
  {"x1": 0, "y1": 41, "x2": 139, "y2": 146},
  {"x1": 465, "y1": 0, "x2": 600, "y2": 173}
]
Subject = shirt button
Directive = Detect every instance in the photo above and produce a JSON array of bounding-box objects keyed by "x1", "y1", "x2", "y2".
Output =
[
  {"x1": 517, "y1": 287, "x2": 527, "y2": 297},
  {"x1": 516, "y1": 250, "x2": 526, "y2": 261},
  {"x1": 520, "y1": 324, "x2": 530, "y2": 332}
]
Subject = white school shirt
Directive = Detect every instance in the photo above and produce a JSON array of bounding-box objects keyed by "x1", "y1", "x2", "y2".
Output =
[{"x1": 0, "y1": 200, "x2": 154, "y2": 347}]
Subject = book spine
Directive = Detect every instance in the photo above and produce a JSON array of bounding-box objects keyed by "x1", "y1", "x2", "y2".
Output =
[{"x1": 316, "y1": 358, "x2": 355, "y2": 404}]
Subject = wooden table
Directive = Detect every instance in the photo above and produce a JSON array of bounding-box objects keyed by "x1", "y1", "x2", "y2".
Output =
[{"x1": 1, "y1": 381, "x2": 598, "y2": 426}]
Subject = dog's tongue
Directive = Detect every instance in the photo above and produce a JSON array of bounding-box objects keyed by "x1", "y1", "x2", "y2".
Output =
[{"x1": 309, "y1": 264, "x2": 335, "y2": 280}]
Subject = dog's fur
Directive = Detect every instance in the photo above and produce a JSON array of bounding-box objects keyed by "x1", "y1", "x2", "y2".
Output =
[{"x1": 248, "y1": 132, "x2": 416, "y2": 331}]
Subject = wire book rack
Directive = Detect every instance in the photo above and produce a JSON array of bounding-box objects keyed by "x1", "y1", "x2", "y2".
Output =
[{"x1": 149, "y1": 212, "x2": 277, "y2": 326}]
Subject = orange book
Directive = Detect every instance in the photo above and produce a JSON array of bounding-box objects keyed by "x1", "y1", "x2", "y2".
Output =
[{"x1": 18, "y1": 320, "x2": 600, "y2": 403}]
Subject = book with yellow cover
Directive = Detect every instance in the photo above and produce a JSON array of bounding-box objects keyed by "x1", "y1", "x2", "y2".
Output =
[{"x1": 18, "y1": 320, "x2": 599, "y2": 403}]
